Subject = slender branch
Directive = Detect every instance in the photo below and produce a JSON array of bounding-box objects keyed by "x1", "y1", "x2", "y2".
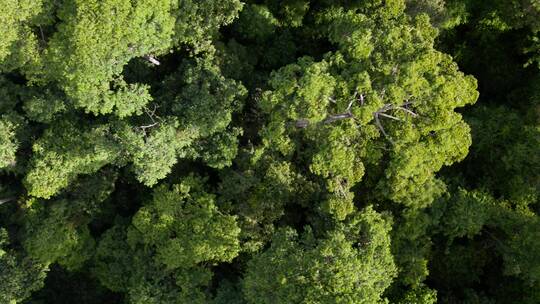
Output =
[
  {"x1": 143, "y1": 104, "x2": 161, "y2": 123},
  {"x1": 374, "y1": 114, "x2": 394, "y2": 144},
  {"x1": 402, "y1": 100, "x2": 414, "y2": 107},
  {"x1": 139, "y1": 122, "x2": 159, "y2": 130},
  {"x1": 358, "y1": 93, "x2": 365, "y2": 106},
  {"x1": 378, "y1": 113, "x2": 402, "y2": 121},
  {"x1": 39, "y1": 26, "x2": 46, "y2": 44},
  {"x1": 0, "y1": 197, "x2": 16, "y2": 205},
  {"x1": 396, "y1": 106, "x2": 418, "y2": 117},
  {"x1": 346, "y1": 98, "x2": 355, "y2": 111}
]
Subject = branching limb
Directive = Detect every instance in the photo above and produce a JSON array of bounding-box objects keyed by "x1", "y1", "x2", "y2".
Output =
[{"x1": 144, "y1": 104, "x2": 162, "y2": 123}]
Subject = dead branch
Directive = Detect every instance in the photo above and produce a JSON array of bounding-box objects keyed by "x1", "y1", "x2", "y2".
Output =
[
  {"x1": 143, "y1": 104, "x2": 162, "y2": 123},
  {"x1": 374, "y1": 113, "x2": 395, "y2": 145},
  {"x1": 346, "y1": 98, "x2": 355, "y2": 112},
  {"x1": 324, "y1": 112, "x2": 353, "y2": 124},
  {"x1": 144, "y1": 55, "x2": 161, "y2": 66},
  {"x1": 295, "y1": 119, "x2": 310, "y2": 128},
  {"x1": 378, "y1": 113, "x2": 402, "y2": 121},
  {"x1": 139, "y1": 122, "x2": 159, "y2": 130},
  {"x1": 0, "y1": 197, "x2": 16, "y2": 205},
  {"x1": 358, "y1": 93, "x2": 365, "y2": 106},
  {"x1": 396, "y1": 106, "x2": 418, "y2": 117},
  {"x1": 39, "y1": 26, "x2": 46, "y2": 44}
]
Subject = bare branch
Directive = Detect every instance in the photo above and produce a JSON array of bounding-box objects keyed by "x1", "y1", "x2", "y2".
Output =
[
  {"x1": 378, "y1": 113, "x2": 402, "y2": 121},
  {"x1": 396, "y1": 106, "x2": 418, "y2": 117},
  {"x1": 379, "y1": 103, "x2": 394, "y2": 112},
  {"x1": 39, "y1": 26, "x2": 46, "y2": 44},
  {"x1": 379, "y1": 88, "x2": 386, "y2": 99},
  {"x1": 402, "y1": 100, "x2": 414, "y2": 107},
  {"x1": 139, "y1": 122, "x2": 159, "y2": 130},
  {"x1": 0, "y1": 197, "x2": 16, "y2": 205},
  {"x1": 143, "y1": 104, "x2": 162, "y2": 123},
  {"x1": 295, "y1": 119, "x2": 310, "y2": 128},
  {"x1": 324, "y1": 112, "x2": 353, "y2": 124},
  {"x1": 346, "y1": 98, "x2": 355, "y2": 111},
  {"x1": 144, "y1": 55, "x2": 161, "y2": 66},
  {"x1": 374, "y1": 114, "x2": 395, "y2": 145}
]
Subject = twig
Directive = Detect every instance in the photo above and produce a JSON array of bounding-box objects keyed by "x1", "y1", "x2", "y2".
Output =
[{"x1": 143, "y1": 104, "x2": 161, "y2": 123}]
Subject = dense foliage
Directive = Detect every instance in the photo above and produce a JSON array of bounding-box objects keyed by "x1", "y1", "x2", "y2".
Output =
[{"x1": 0, "y1": 0, "x2": 538, "y2": 303}]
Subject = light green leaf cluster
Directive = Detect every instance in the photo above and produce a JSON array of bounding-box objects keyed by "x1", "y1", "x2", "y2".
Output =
[
  {"x1": 173, "y1": 0, "x2": 243, "y2": 51},
  {"x1": 40, "y1": 0, "x2": 177, "y2": 115},
  {"x1": 130, "y1": 175, "x2": 241, "y2": 269},
  {"x1": 24, "y1": 121, "x2": 121, "y2": 198},
  {"x1": 93, "y1": 176, "x2": 241, "y2": 303},
  {"x1": 256, "y1": 8, "x2": 478, "y2": 216},
  {"x1": 21, "y1": 199, "x2": 95, "y2": 270},
  {"x1": 243, "y1": 206, "x2": 396, "y2": 304},
  {"x1": 0, "y1": 228, "x2": 48, "y2": 304},
  {"x1": 0, "y1": 113, "x2": 23, "y2": 169},
  {"x1": 0, "y1": 0, "x2": 43, "y2": 72}
]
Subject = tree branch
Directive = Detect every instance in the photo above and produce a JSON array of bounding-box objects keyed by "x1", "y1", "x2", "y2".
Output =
[
  {"x1": 396, "y1": 106, "x2": 418, "y2": 117},
  {"x1": 0, "y1": 197, "x2": 16, "y2": 205},
  {"x1": 144, "y1": 55, "x2": 161, "y2": 66},
  {"x1": 378, "y1": 113, "x2": 402, "y2": 121},
  {"x1": 139, "y1": 122, "x2": 159, "y2": 130},
  {"x1": 324, "y1": 112, "x2": 353, "y2": 124},
  {"x1": 374, "y1": 114, "x2": 394, "y2": 145}
]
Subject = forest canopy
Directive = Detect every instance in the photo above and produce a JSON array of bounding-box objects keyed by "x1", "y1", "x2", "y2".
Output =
[{"x1": 0, "y1": 0, "x2": 539, "y2": 303}]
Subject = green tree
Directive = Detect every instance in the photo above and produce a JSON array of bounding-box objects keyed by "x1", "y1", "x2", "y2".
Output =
[
  {"x1": 252, "y1": 7, "x2": 478, "y2": 220},
  {"x1": 0, "y1": 228, "x2": 48, "y2": 304},
  {"x1": 37, "y1": 0, "x2": 177, "y2": 115},
  {"x1": 24, "y1": 120, "x2": 121, "y2": 198},
  {"x1": 243, "y1": 207, "x2": 396, "y2": 304},
  {"x1": 0, "y1": 0, "x2": 43, "y2": 72},
  {"x1": 0, "y1": 113, "x2": 24, "y2": 169},
  {"x1": 93, "y1": 176, "x2": 241, "y2": 303},
  {"x1": 130, "y1": 175, "x2": 241, "y2": 269}
]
